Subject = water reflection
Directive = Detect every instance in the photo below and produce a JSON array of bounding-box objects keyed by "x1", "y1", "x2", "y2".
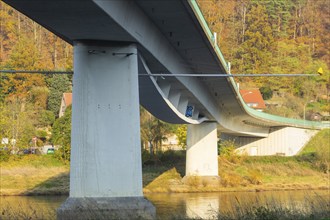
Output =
[
  {"x1": 146, "y1": 190, "x2": 330, "y2": 219},
  {"x1": 1, "y1": 195, "x2": 66, "y2": 219},
  {"x1": 185, "y1": 196, "x2": 219, "y2": 219},
  {"x1": 0, "y1": 190, "x2": 328, "y2": 219}
]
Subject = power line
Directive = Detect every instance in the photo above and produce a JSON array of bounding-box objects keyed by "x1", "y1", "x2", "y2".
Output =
[
  {"x1": 0, "y1": 70, "x2": 73, "y2": 74},
  {"x1": 0, "y1": 70, "x2": 320, "y2": 77},
  {"x1": 138, "y1": 73, "x2": 320, "y2": 77}
]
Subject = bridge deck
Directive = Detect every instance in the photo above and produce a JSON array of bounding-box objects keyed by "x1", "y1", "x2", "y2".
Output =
[{"x1": 3, "y1": 0, "x2": 327, "y2": 137}]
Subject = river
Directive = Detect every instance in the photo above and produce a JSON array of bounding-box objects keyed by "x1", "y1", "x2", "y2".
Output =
[{"x1": 0, "y1": 190, "x2": 329, "y2": 219}]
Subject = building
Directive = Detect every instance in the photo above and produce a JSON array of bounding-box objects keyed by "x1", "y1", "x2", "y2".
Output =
[
  {"x1": 240, "y1": 89, "x2": 266, "y2": 111},
  {"x1": 59, "y1": 93, "x2": 72, "y2": 117}
]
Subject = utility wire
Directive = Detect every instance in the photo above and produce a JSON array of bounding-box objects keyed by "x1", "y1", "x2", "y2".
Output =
[
  {"x1": 0, "y1": 70, "x2": 73, "y2": 74},
  {"x1": 0, "y1": 70, "x2": 321, "y2": 77}
]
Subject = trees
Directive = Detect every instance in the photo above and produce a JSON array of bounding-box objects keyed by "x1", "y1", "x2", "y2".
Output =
[
  {"x1": 51, "y1": 106, "x2": 71, "y2": 161},
  {"x1": 197, "y1": 0, "x2": 329, "y2": 119},
  {"x1": 0, "y1": 101, "x2": 36, "y2": 150},
  {"x1": 175, "y1": 125, "x2": 187, "y2": 149},
  {"x1": 238, "y1": 4, "x2": 275, "y2": 74},
  {"x1": 47, "y1": 74, "x2": 71, "y2": 117},
  {"x1": 140, "y1": 107, "x2": 173, "y2": 155}
]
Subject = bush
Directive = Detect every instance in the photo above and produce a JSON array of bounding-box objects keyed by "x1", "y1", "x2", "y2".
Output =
[
  {"x1": 221, "y1": 173, "x2": 243, "y2": 187},
  {"x1": 0, "y1": 149, "x2": 11, "y2": 162},
  {"x1": 218, "y1": 139, "x2": 245, "y2": 164},
  {"x1": 247, "y1": 169, "x2": 263, "y2": 185},
  {"x1": 260, "y1": 86, "x2": 273, "y2": 100},
  {"x1": 218, "y1": 139, "x2": 236, "y2": 156},
  {"x1": 157, "y1": 150, "x2": 184, "y2": 163},
  {"x1": 38, "y1": 110, "x2": 55, "y2": 127},
  {"x1": 55, "y1": 145, "x2": 70, "y2": 163},
  {"x1": 142, "y1": 149, "x2": 151, "y2": 164}
]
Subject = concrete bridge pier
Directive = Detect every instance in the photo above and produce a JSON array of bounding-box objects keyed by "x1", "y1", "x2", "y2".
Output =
[
  {"x1": 57, "y1": 41, "x2": 155, "y2": 220},
  {"x1": 184, "y1": 122, "x2": 220, "y2": 186}
]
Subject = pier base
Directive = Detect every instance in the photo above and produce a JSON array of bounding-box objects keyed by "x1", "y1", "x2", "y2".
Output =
[{"x1": 57, "y1": 197, "x2": 155, "y2": 220}]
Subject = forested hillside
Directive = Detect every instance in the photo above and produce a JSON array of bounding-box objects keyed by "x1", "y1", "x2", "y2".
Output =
[
  {"x1": 0, "y1": 1, "x2": 329, "y2": 153},
  {"x1": 0, "y1": 2, "x2": 72, "y2": 150},
  {"x1": 197, "y1": 0, "x2": 329, "y2": 118}
]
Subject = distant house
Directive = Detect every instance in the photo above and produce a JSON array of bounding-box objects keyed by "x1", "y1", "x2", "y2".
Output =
[
  {"x1": 59, "y1": 93, "x2": 72, "y2": 117},
  {"x1": 161, "y1": 134, "x2": 181, "y2": 151},
  {"x1": 240, "y1": 89, "x2": 266, "y2": 111}
]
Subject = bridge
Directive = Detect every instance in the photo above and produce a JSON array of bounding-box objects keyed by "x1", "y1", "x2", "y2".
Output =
[{"x1": 3, "y1": 0, "x2": 327, "y2": 219}]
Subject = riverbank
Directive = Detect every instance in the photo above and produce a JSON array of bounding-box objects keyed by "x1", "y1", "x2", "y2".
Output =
[
  {"x1": 144, "y1": 129, "x2": 329, "y2": 193},
  {"x1": 0, "y1": 155, "x2": 69, "y2": 196},
  {"x1": 143, "y1": 156, "x2": 329, "y2": 194},
  {"x1": 1, "y1": 129, "x2": 329, "y2": 195}
]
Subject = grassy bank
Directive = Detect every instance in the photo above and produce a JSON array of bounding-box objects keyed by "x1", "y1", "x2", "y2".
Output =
[
  {"x1": 0, "y1": 155, "x2": 69, "y2": 196},
  {"x1": 0, "y1": 129, "x2": 329, "y2": 195},
  {"x1": 143, "y1": 153, "x2": 329, "y2": 193},
  {"x1": 144, "y1": 129, "x2": 330, "y2": 193}
]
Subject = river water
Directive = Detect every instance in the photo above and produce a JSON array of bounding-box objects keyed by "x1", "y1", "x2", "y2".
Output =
[{"x1": 0, "y1": 190, "x2": 329, "y2": 219}]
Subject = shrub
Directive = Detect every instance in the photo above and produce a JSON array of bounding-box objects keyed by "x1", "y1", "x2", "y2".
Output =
[
  {"x1": 260, "y1": 86, "x2": 273, "y2": 100},
  {"x1": 54, "y1": 145, "x2": 70, "y2": 163},
  {"x1": 218, "y1": 139, "x2": 245, "y2": 164},
  {"x1": 142, "y1": 149, "x2": 151, "y2": 164},
  {"x1": 0, "y1": 149, "x2": 11, "y2": 162},
  {"x1": 218, "y1": 139, "x2": 236, "y2": 156},
  {"x1": 157, "y1": 150, "x2": 184, "y2": 163},
  {"x1": 247, "y1": 169, "x2": 263, "y2": 185},
  {"x1": 185, "y1": 175, "x2": 202, "y2": 187},
  {"x1": 221, "y1": 173, "x2": 243, "y2": 187}
]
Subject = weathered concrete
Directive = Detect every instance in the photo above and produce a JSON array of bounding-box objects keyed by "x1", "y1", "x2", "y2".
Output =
[
  {"x1": 185, "y1": 123, "x2": 219, "y2": 177},
  {"x1": 70, "y1": 42, "x2": 142, "y2": 197},
  {"x1": 222, "y1": 127, "x2": 318, "y2": 156},
  {"x1": 57, "y1": 197, "x2": 156, "y2": 220},
  {"x1": 58, "y1": 41, "x2": 155, "y2": 218}
]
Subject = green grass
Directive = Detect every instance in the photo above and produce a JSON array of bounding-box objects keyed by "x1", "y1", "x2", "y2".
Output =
[
  {"x1": 0, "y1": 154, "x2": 66, "y2": 168},
  {"x1": 299, "y1": 129, "x2": 330, "y2": 157}
]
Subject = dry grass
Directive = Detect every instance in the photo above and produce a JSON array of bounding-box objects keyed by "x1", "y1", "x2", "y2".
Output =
[
  {"x1": 143, "y1": 168, "x2": 184, "y2": 193},
  {"x1": 1, "y1": 129, "x2": 329, "y2": 196},
  {"x1": 0, "y1": 155, "x2": 69, "y2": 196},
  {"x1": 143, "y1": 150, "x2": 329, "y2": 193}
]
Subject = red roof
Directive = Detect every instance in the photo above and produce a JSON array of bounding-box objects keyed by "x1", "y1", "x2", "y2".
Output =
[
  {"x1": 240, "y1": 89, "x2": 266, "y2": 110},
  {"x1": 63, "y1": 93, "x2": 72, "y2": 106}
]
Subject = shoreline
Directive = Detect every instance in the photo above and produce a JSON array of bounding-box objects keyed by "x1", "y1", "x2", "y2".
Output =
[{"x1": 1, "y1": 181, "x2": 329, "y2": 196}]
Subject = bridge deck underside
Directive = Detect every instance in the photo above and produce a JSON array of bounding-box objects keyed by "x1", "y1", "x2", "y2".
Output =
[{"x1": 3, "y1": 0, "x2": 325, "y2": 136}]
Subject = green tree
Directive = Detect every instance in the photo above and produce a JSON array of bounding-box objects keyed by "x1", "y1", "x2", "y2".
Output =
[
  {"x1": 175, "y1": 125, "x2": 187, "y2": 149},
  {"x1": 47, "y1": 74, "x2": 71, "y2": 117},
  {"x1": 51, "y1": 105, "x2": 71, "y2": 161},
  {"x1": 255, "y1": 0, "x2": 293, "y2": 38},
  {"x1": 239, "y1": 4, "x2": 275, "y2": 74},
  {"x1": 140, "y1": 107, "x2": 172, "y2": 155},
  {"x1": 259, "y1": 86, "x2": 273, "y2": 100},
  {"x1": 28, "y1": 86, "x2": 49, "y2": 110},
  {"x1": 32, "y1": 110, "x2": 55, "y2": 128},
  {"x1": 5, "y1": 35, "x2": 39, "y2": 69},
  {"x1": 0, "y1": 100, "x2": 37, "y2": 150}
]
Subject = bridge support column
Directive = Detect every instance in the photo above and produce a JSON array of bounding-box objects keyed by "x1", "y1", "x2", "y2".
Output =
[
  {"x1": 57, "y1": 41, "x2": 155, "y2": 220},
  {"x1": 184, "y1": 122, "x2": 220, "y2": 186}
]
